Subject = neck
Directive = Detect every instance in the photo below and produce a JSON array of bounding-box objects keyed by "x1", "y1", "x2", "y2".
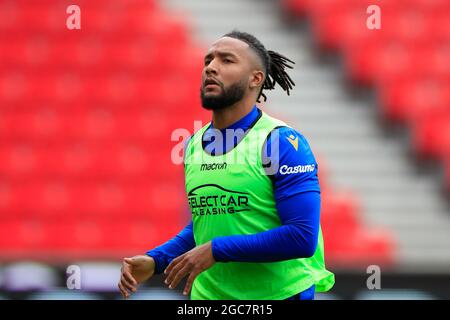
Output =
[{"x1": 211, "y1": 97, "x2": 256, "y2": 130}]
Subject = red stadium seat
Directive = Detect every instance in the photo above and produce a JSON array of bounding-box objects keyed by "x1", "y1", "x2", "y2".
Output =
[
  {"x1": 326, "y1": 227, "x2": 395, "y2": 267},
  {"x1": 308, "y1": 0, "x2": 395, "y2": 52},
  {"x1": 321, "y1": 190, "x2": 361, "y2": 236},
  {"x1": 0, "y1": 220, "x2": 46, "y2": 252},
  {"x1": 429, "y1": 11, "x2": 450, "y2": 44},
  {"x1": 411, "y1": 109, "x2": 450, "y2": 159},
  {"x1": 378, "y1": 76, "x2": 449, "y2": 124},
  {"x1": 281, "y1": 0, "x2": 311, "y2": 18},
  {"x1": 321, "y1": 189, "x2": 396, "y2": 267},
  {"x1": 384, "y1": 8, "x2": 434, "y2": 44},
  {"x1": 344, "y1": 40, "x2": 414, "y2": 86}
]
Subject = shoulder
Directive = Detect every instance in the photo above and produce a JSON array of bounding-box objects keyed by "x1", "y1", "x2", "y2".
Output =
[
  {"x1": 258, "y1": 116, "x2": 321, "y2": 198},
  {"x1": 263, "y1": 126, "x2": 320, "y2": 196},
  {"x1": 263, "y1": 126, "x2": 317, "y2": 166}
]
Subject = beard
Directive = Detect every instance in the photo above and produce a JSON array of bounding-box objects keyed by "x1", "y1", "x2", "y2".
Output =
[{"x1": 200, "y1": 80, "x2": 246, "y2": 110}]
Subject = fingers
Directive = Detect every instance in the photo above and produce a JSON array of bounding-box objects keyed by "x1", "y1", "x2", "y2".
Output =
[
  {"x1": 121, "y1": 274, "x2": 136, "y2": 292},
  {"x1": 118, "y1": 281, "x2": 130, "y2": 299},
  {"x1": 165, "y1": 259, "x2": 186, "y2": 289},
  {"x1": 166, "y1": 264, "x2": 191, "y2": 290},
  {"x1": 119, "y1": 259, "x2": 138, "y2": 299},
  {"x1": 121, "y1": 260, "x2": 138, "y2": 286},
  {"x1": 183, "y1": 271, "x2": 199, "y2": 296},
  {"x1": 119, "y1": 270, "x2": 137, "y2": 299},
  {"x1": 123, "y1": 269, "x2": 138, "y2": 287},
  {"x1": 164, "y1": 254, "x2": 183, "y2": 276}
]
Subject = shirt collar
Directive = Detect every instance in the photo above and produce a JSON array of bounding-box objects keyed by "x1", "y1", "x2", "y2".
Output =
[{"x1": 211, "y1": 105, "x2": 259, "y2": 132}]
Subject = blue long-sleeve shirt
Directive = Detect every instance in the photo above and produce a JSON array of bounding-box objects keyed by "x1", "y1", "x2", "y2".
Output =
[{"x1": 147, "y1": 105, "x2": 321, "y2": 273}]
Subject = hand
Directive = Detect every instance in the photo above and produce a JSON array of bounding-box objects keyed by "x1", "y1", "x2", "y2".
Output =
[
  {"x1": 118, "y1": 255, "x2": 155, "y2": 299},
  {"x1": 164, "y1": 241, "x2": 216, "y2": 296}
]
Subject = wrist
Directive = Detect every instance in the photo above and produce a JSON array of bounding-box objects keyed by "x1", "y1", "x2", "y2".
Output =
[
  {"x1": 145, "y1": 253, "x2": 163, "y2": 274},
  {"x1": 211, "y1": 238, "x2": 227, "y2": 263}
]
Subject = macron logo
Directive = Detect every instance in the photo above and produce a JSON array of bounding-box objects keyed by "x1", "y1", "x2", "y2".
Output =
[
  {"x1": 286, "y1": 135, "x2": 299, "y2": 151},
  {"x1": 279, "y1": 164, "x2": 315, "y2": 175},
  {"x1": 201, "y1": 162, "x2": 227, "y2": 171}
]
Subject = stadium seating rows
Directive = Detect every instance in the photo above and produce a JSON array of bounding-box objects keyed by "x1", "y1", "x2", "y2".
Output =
[
  {"x1": 0, "y1": 0, "x2": 396, "y2": 267},
  {"x1": 0, "y1": 0, "x2": 204, "y2": 260},
  {"x1": 317, "y1": 158, "x2": 395, "y2": 267},
  {"x1": 282, "y1": 0, "x2": 450, "y2": 191}
]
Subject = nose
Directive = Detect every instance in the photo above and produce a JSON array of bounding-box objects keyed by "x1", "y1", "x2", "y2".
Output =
[{"x1": 204, "y1": 59, "x2": 218, "y2": 77}]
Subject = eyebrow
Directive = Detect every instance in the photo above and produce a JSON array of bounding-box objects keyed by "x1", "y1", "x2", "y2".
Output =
[{"x1": 204, "y1": 51, "x2": 239, "y2": 61}]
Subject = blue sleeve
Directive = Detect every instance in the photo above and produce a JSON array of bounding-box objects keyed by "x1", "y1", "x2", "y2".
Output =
[
  {"x1": 211, "y1": 191, "x2": 320, "y2": 262},
  {"x1": 263, "y1": 127, "x2": 321, "y2": 201},
  {"x1": 146, "y1": 222, "x2": 196, "y2": 274},
  {"x1": 211, "y1": 127, "x2": 321, "y2": 262}
]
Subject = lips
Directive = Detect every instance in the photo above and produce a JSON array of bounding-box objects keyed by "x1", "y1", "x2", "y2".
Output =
[{"x1": 204, "y1": 78, "x2": 220, "y2": 87}]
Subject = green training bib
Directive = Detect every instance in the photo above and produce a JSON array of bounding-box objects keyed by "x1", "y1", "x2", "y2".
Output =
[{"x1": 184, "y1": 110, "x2": 335, "y2": 300}]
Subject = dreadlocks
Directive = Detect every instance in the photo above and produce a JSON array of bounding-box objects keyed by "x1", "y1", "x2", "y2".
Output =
[{"x1": 223, "y1": 30, "x2": 296, "y2": 103}]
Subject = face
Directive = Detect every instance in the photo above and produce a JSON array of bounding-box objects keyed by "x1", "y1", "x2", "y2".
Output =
[{"x1": 200, "y1": 37, "x2": 264, "y2": 110}]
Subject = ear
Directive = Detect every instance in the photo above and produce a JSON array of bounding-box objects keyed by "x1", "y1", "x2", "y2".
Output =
[{"x1": 249, "y1": 70, "x2": 265, "y2": 89}]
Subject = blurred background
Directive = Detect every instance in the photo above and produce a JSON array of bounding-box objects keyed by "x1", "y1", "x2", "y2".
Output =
[{"x1": 0, "y1": 0, "x2": 449, "y2": 300}]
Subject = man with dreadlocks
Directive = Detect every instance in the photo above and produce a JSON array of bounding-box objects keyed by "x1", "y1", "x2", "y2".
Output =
[{"x1": 118, "y1": 31, "x2": 335, "y2": 300}]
